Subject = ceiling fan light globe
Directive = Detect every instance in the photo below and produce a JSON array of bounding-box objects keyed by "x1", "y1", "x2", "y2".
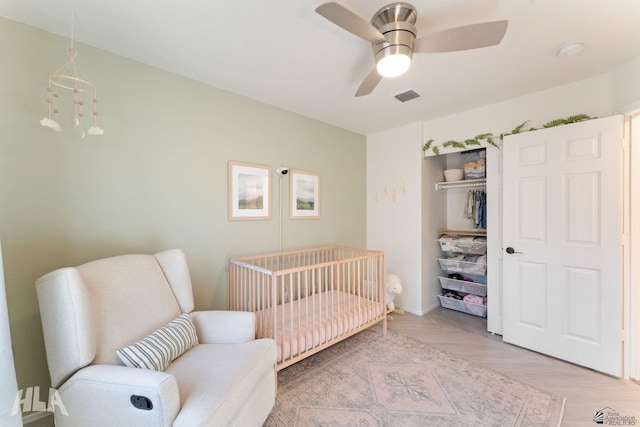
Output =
[{"x1": 376, "y1": 53, "x2": 411, "y2": 77}]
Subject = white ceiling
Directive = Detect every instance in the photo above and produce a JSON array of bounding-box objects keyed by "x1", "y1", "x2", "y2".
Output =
[{"x1": 2, "y1": 0, "x2": 640, "y2": 135}]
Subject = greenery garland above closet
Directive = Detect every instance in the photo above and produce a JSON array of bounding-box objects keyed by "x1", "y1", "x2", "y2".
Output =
[{"x1": 422, "y1": 114, "x2": 595, "y2": 156}]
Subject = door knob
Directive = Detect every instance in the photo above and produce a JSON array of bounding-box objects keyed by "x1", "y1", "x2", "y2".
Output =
[{"x1": 506, "y1": 247, "x2": 523, "y2": 255}]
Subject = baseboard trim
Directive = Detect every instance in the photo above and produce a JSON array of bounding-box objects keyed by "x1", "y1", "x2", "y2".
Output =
[{"x1": 421, "y1": 302, "x2": 441, "y2": 316}]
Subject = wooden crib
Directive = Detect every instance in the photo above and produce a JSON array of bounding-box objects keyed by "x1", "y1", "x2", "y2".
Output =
[{"x1": 229, "y1": 246, "x2": 387, "y2": 370}]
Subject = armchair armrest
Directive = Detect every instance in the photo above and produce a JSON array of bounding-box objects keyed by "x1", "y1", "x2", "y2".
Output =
[
  {"x1": 56, "y1": 365, "x2": 179, "y2": 427},
  {"x1": 190, "y1": 310, "x2": 256, "y2": 344}
]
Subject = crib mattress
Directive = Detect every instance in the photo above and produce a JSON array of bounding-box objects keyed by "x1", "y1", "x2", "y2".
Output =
[{"x1": 255, "y1": 290, "x2": 384, "y2": 363}]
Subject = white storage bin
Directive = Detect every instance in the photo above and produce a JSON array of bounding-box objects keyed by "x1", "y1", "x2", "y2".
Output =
[
  {"x1": 437, "y1": 257, "x2": 487, "y2": 276},
  {"x1": 438, "y1": 295, "x2": 487, "y2": 318},
  {"x1": 438, "y1": 235, "x2": 487, "y2": 255},
  {"x1": 438, "y1": 276, "x2": 487, "y2": 296}
]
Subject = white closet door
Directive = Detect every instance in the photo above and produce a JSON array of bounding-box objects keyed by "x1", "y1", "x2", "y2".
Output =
[{"x1": 502, "y1": 115, "x2": 623, "y2": 377}]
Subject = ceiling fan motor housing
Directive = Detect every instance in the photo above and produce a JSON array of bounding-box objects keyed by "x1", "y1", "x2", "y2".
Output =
[{"x1": 371, "y1": 3, "x2": 417, "y2": 64}]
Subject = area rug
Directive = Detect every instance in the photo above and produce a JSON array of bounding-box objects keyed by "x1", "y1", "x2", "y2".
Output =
[{"x1": 264, "y1": 328, "x2": 565, "y2": 426}]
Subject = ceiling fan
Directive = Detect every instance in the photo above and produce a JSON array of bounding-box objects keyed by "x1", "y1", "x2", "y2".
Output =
[{"x1": 315, "y1": 2, "x2": 508, "y2": 97}]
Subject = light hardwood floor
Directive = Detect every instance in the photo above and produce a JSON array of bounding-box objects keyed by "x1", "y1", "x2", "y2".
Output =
[
  {"x1": 25, "y1": 307, "x2": 639, "y2": 427},
  {"x1": 388, "y1": 307, "x2": 640, "y2": 427}
]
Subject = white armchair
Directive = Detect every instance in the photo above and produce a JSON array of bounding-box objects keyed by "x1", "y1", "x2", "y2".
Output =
[{"x1": 35, "y1": 249, "x2": 277, "y2": 427}]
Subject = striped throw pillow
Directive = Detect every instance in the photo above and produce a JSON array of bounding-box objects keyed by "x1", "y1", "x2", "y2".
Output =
[{"x1": 116, "y1": 313, "x2": 199, "y2": 371}]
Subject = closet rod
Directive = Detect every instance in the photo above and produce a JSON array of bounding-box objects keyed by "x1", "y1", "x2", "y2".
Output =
[{"x1": 435, "y1": 179, "x2": 486, "y2": 191}]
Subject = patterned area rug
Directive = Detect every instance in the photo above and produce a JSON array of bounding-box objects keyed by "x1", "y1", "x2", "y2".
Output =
[{"x1": 264, "y1": 328, "x2": 565, "y2": 426}]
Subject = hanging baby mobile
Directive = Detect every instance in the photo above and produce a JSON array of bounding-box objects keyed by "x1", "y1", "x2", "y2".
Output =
[{"x1": 40, "y1": 15, "x2": 103, "y2": 137}]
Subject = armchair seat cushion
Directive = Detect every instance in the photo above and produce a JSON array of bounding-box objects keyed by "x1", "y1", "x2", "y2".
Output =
[{"x1": 166, "y1": 339, "x2": 277, "y2": 427}]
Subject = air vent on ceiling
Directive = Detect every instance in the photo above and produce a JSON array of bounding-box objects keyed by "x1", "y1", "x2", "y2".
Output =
[{"x1": 394, "y1": 90, "x2": 420, "y2": 103}]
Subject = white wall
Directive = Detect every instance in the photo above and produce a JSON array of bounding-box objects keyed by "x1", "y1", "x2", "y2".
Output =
[
  {"x1": 422, "y1": 73, "x2": 613, "y2": 144},
  {"x1": 367, "y1": 53, "x2": 640, "y2": 369},
  {"x1": 368, "y1": 72, "x2": 618, "y2": 315},
  {"x1": 613, "y1": 53, "x2": 640, "y2": 112},
  {"x1": 420, "y1": 155, "x2": 447, "y2": 313},
  {"x1": 616, "y1": 52, "x2": 640, "y2": 379},
  {"x1": 631, "y1": 114, "x2": 640, "y2": 380},
  {"x1": 367, "y1": 123, "x2": 423, "y2": 314}
]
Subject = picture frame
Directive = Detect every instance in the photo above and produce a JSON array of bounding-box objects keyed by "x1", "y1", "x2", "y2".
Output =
[
  {"x1": 228, "y1": 161, "x2": 272, "y2": 220},
  {"x1": 290, "y1": 169, "x2": 320, "y2": 219}
]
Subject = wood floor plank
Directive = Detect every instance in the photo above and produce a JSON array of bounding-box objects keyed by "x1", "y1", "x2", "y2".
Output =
[
  {"x1": 26, "y1": 307, "x2": 638, "y2": 427},
  {"x1": 387, "y1": 308, "x2": 640, "y2": 426}
]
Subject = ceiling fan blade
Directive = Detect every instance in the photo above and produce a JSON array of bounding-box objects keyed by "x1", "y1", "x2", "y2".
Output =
[
  {"x1": 414, "y1": 20, "x2": 508, "y2": 53},
  {"x1": 355, "y1": 68, "x2": 383, "y2": 97},
  {"x1": 316, "y1": 2, "x2": 387, "y2": 44}
]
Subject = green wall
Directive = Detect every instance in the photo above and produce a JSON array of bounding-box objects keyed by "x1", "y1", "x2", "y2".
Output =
[{"x1": 0, "y1": 18, "x2": 366, "y2": 396}]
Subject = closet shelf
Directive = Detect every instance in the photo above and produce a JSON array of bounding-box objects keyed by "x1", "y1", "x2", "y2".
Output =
[
  {"x1": 439, "y1": 230, "x2": 487, "y2": 237},
  {"x1": 435, "y1": 178, "x2": 486, "y2": 191}
]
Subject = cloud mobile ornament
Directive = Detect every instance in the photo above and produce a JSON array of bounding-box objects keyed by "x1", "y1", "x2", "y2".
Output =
[{"x1": 40, "y1": 14, "x2": 103, "y2": 137}]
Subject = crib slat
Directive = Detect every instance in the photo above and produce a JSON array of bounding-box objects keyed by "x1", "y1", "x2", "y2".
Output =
[{"x1": 229, "y1": 246, "x2": 387, "y2": 370}]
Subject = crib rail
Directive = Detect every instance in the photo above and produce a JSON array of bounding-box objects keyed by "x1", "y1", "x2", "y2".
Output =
[{"x1": 229, "y1": 246, "x2": 386, "y2": 370}]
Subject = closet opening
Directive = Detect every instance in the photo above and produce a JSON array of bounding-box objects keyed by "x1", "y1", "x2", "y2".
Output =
[{"x1": 422, "y1": 147, "x2": 495, "y2": 331}]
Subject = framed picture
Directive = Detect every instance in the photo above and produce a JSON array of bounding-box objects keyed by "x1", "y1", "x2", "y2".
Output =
[
  {"x1": 228, "y1": 161, "x2": 272, "y2": 220},
  {"x1": 290, "y1": 169, "x2": 320, "y2": 219}
]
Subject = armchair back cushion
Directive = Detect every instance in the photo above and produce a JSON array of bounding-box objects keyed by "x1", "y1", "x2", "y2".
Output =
[{"x1": 36, "y1": 249, "x2": 195, "y2": 387}]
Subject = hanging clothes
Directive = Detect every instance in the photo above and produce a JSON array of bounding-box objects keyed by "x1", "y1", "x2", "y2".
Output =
[
  {"x1": 464, "y1": 189, "x2": 486, "y2": 229},
  {"x1": 478, "y1": 191, "x2": 486, "y2": 229},
  {"x1": 463, "y1": 191, "x2": 473, "y2": 219}
]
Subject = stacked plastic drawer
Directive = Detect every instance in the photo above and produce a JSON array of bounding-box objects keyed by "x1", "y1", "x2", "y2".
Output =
[{"x1": 437, "y1": 234, "x2": 487, "y2": 317}]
